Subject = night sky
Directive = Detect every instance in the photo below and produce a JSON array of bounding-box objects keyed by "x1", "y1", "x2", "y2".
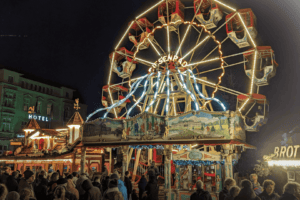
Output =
[{"x1": 1, "y1": 0, "x2": 300, "y2": 188}]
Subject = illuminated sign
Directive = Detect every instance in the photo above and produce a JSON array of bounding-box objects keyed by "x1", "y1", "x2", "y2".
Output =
[
  {"x1": 274, "y1": 145, "x2": 300, "y2": 158},
  {"x1": 28, "y1": 114, "x2": 50, "y2": 122},
  {"x1": 152, "y1": 54, "x2": 188, "y2": 69}
]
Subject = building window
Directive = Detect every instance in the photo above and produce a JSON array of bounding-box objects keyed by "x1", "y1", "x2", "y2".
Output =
[
  {"x1": 50, "y1": 89, "x2": 53, "y2": 95},
  {"x1": 66, "y1": 92, "x2": 69, "y2": 98},
  {"x1": 34, "y1": 85, "x2": 37, "y2": 91},
  {"x1": 21, "y1": 81, "x2": 25, "y2": 88},
  {"x1": 46, "y1": 88, "x2": 49, "y2": 94},
  {"x1": 30, "y1": 84, "x2": 33, "y2": 90},
  {"x1": 42, "y1": 87, "x2": 45, "y2": 93},
  {"x1": 37, "y1": 101, "x2": 42, "y2": 114},
  {"x1": 2, "y1": 122, "x2": 10, "y2": 132},
  {"x1": 4, "y1": 146, "x2": 7, "y2": 151},
  {"x1": 38, "y1": 86, "x2": 41, "y2": 92},
  {"x1": 47, "y1": 104, "x2": 52, "y2": 115},
  {"x1": 8, "y1": 76, "x2": 13, "y2": 84},
  {"x1": 24, "y1": 99, "x2": 30, "y2": 111}
]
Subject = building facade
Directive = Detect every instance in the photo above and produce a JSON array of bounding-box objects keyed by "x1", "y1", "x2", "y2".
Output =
[{"x1": 0, "y1": 69, "x2": 87, "y2": 153}]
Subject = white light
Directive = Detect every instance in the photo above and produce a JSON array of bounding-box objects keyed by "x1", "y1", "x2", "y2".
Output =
[
  {"x1": 108, "y1": 52, "x2": 117, "y2": 117},
  {"x1": 136, "y1": 0, "x2": 164, "y2": 19},
  {"x1": 4, "y1": 159, "x2": 73, "y2": 163},
  {"x1": 187, "y1": 57, "x2": 220, "y2": 67},
  {"x1": 115, "y1": 21, "x2": 135, "y2": 50},
  {"x1": 182, "y1": 36, "x2": 210, "y2": 59},
  {"x1": 250, "y1": 51, "x2": 257, "y2": 94},
  {"x1": 167, "y1": 25, "x2": 170, "y2": 53},
  {"x1": 175, "y1": 25, "x2": 191, "y2": 56},
  {"x1": 135, "y1": 57, "x2": 155, "y2": 65},
  {"x1": 237, "y1": 13, "x2": 256, "y2": 48},
  {"x1": 29, "y1": 131, "x2": 40, "y2": 139},
  {"x1": 146, "y1": 72, "x2": 161, "y2": 111},
  {"x1": 166, "y1": 70, "x2": 170, "y2": 115},
  {"x1": 238, "y1": 98, "x2": 250, "y2": 112},
  {"x1": 268, "y1": 160, "x2": 300, "y2": 167},
  {"x1": 170, "y1": 81, "x2": 176, "y2": 116},
  {"x1": 148, "y1": 38, "x2": 161, "y2": 56},
  {"x1": 67, "y1": 125, "x2": 81, "y2": 129},
  {"x1": 213, "y1": 0, "x2": 236, "y2": 12}
]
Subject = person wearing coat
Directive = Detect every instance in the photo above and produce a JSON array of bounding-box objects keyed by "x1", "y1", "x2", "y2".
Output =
[
  {"x1": 145, "y1": 175, "x2": 159, "y2": 200},
  {"x1": 82, "y1": 179, "x2": 101, "y2": 200},
  {"x1": 258, "y1": 180, "x2": 280, "y2": 200},
  {"x1": 113, "y1": 172, "x2": 128, "y2": 200},
  {"x1": 6, "y1": 171, "x2": 19, "y2": 192},
  {"x1": 234, "y1": 180, "x2": 261, "y2": 200},
  {"x1": 279, "y1": 182, "x2": 300, "y2": 200},
  {"x1": 219, "y1": 178, "x2": 236, "y2": 200},
  {"x1": 35, "y1": 178, "x2": 48, "y2": 200},
  {"x1": 190, "y1": 180, "x2": 212, "y2": 200},
  {"x1": 250, "y1": 174, "x2": 263, "y2": 196},
  {"x1": 76, "y1": 173, "x2": 88, "y2": 200},
  {"x1": 18, "y1": 170, "x2": 35, "y2": 196},
  {"x1": 92, "y1": 176, "x2": 103, "y2": 195},
  {"x1": 103, "y1": 174, "x2": 124, "y2": 200},
  {"x1": 66, "y1": 178, "x2": 79, "y2": 200},
  {"x1": 138, "y1": 175, "x2": 147, "y2": 200},
  {"x1": 225, "y1": 186, "x2": 240, "y2": 200},
  {"x1": 124, "y1": 171, "x2": 132, "y2": 200}
]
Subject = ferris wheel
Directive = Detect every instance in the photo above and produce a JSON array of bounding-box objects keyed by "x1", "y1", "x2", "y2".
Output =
[{"x1": 87, "y1": 0, "x2": 278, "y2": 132}]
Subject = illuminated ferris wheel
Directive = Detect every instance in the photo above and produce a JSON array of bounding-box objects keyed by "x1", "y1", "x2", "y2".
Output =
[{"x1": 87, "y1": 0, "x2": 278, "y2": 132}]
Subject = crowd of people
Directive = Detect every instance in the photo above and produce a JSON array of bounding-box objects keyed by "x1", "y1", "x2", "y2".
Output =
[
  {"x1": 0, "y1": 165, "x2": 161, "y2": 200},
  {"x1": 193, "y1": 173, "x2": 300, "y2": 200},
  {"x1": 0, "y1": 165, "x2": 299, "y2": 200}
]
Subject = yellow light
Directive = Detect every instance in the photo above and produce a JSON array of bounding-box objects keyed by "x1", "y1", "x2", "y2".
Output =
[
  {"x1": 3, "y1": 159, "x2": 73, "y2": 163},
  {"x1": 187, "y1": 57, "x2": 220, "y2": 67},
  {"x1": 55, "y1": 128, "x2": 68, "y2": 131},
  {"x1": 213, "y1": 0, "x2": 236, "y2": 12},
  {"x1": 237, "y1": 13, "x2": 256, "y2": 48},
  {"x1": 238, "y1": 98, "x2": 250, "y2": 112},
  {"x1": 268, "y1": 160, "x2": 300, "y2": 167},
  {"x1": 135, "y1": 0, "x2": 164, "y2": 19},
  {"x1": 135, "y1": 57, "x2": 155, "y2": 65},
  {"x1": 250, "y1": 51, "x2": 257, "y2": 94},
  {"x1": 148, "y1": 38, "x2": 161, "y2": 56},
  {"x1": 23, "y1": 129, "x2": 35, "y2": 132},
  {"x1": 182, "y1": 36, "x2": 210, "y2": 59},
  {"x1": 171, "y1": 81, "x2": 176, "y2": 116},
  {"x1": 172, "y1": 149, "x2": 178, "y2": 152},
  {"x1": 191, "y1": 144, "x2": 198, "y2": 148},
  {"x1": 29, "y1": 131, "x2": 40, "y2": 139},
  {"x1": 67, "y1": 125, "x2": 81, "y2": 129},
  {"x1": 167, "y1": 25, "x2": 170, "y2": 53},
  {"x1": 115, "y1": 21, "x2": 134, "y2": 50},
  {"x1": 175, "y1": 25, "x2": 191, "y2": 56}
]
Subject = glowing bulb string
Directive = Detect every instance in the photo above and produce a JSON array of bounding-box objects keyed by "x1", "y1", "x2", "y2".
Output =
[
  {"x1": 166, "y1": 69, "x2": 170, "y2": 115},
  {"x1": 177, "y1": 69, "x2": 200, "y2": 111},
  {"x1": 146, "y1": 71, "x2": 162, "y2": 112},
  {"x1": 126, "y1": 73, "x2": 154, "y2": 118},
  {"x1": 187, "y1": 69, "x2": 226, "y2": 111}
]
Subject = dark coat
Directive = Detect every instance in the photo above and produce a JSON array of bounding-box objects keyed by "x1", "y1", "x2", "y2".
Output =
[
  {"x1": 0, "y1": 172, "x2": 9, "y2": 185},
  {"x1": 103, "y1": 187, "x2": 124, "y2": 200},
  {"x1": 46, "y1": 186, "x2": 77, "y2": 200},
  {"x1": 234, "y1": 188, "x2": 261, "y2": 200},
  {"x1": 18, "y1": 178, "x2": 34, "y2": 194},
  {"x1": 92, "y1": 181, "x2": 103, "y2": 195},
  {"x1": 219, "y1": 187, "x2": 229, "y2": 200},
  {"x1": 190, "y1": 189, "x2": 212, "y2": 200},
  {"x1": 258, "y1": 191, "x2": 280, "y2": 200},
  {"x1": 145, "y1": 178, "x2": 159, "y2": 200},
  {"x1": 279, "y1": 192, "x2": 298, "y2": 200},
  {"x1": 124, "y1": 177, "x2": 132, "y2": 194},
  {"x1": 6, "y1": 175, "x2": 19, "y2": 192},
  {"x1": 138, "y1": 177, "x2": 147, "y2": 200},
  {"x1": 82, "y1": 179, "x2": 102, "y2": 200},
  {"x1": 35, "y1": 184, "x2": 48, "y2": 200},
  {"x1": 132, "y1": 191, "x2": 139, "y2": 200}
]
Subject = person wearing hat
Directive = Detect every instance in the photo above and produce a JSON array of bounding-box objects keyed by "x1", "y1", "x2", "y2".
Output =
[
  {"x1": 103, "y1": 174, "x2": 124, "y2": 200},
  {"x1": 47, "y1": 178, "x2": 77, "y2": 200},
  {"x1": 6, "y1": 191, "x2": 20, "y2": 200},
  {"x1": 6, "y1": 171, "x2": 19, "y2": 192},
  {"x1": 113, "y1": 171, "x2": 128, "y2": 200},
  {"x1": 76, "y1": 173, "x2": 88, "y2": 200},
  {"x1": 82, "y1": 179, "x2": 101, "y2": 200},
  {"x1": 34, "y1": 177, "x2": 48, "y2": 200},
  {"x1": 18, "y1": 170, "x2": 35, "y2": 196}
]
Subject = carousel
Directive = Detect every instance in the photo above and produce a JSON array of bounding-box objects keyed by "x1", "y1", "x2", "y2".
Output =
[{"x1": 82, "y1": 0, "x2": 278, "y2": 199}]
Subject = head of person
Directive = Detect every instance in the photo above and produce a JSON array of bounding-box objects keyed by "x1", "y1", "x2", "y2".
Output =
[
  {"x1": 196, "y1": 180, "x2": 204, "y2": 191},
  {"x1": 51, "y1": 172, "x2": 59, "y2": 182},
  {"x1": 229, "y1": 186, "x2": 240, "y2": 198},
  {"x1": 241, "y1": 179, "x2": 253, "y2": 189},
  {"x1": 4, "y1": 167, "x2": 11, "y2": 175},
  {"x1": 53, "y1": 186, "x2": 66, "y2": 199},
  {"x1": 40, "y1": 170, "x2": 46, "y2": 178},
  {"x1": 125, "y1": 171, "x2": 130, "y2": 177},
  {"x1": 250, "y1": 174, "x2": 258, "y2": 183},
  {"x1": 108, "y1": 174, "x2": 119, "y2": 189},
  {"x1": 57, "y1": 178, "x2": 68, "y2": 188},
  {"x1": 80, "y1": 173, "x2": 87, "y2": 178},
  {"x1": 19, "y1": 188, "x2": 34, "y2": 200},
  {"x1": 72, "y1": 172, "x2": 78, "y2": 178},
  {"x1": 6, "y1": 191, "x2": 20, "y2": 200},
  {"x1": 283, "y1": 182, "x2": 300, "y2": 199},
  {"x1": 0, "y1": 184, "x2": 8, "y2": 200},
  {"x1": 151, "y1": 160, "x2": 156, "y2": 167},
  {"x1": 94, "y1": 176, "x2": 100, "y2": 183},
  {"x1": 66, "y1": 174, "x2": 73, "y2": 180},
  {"x1": 12, "y1": 171, "x2": 19, "y2": 179},
  {"x1": 224, "y1": 178, "x2": 236, "y2": 190},
  {"x1": 262, "y1": 179, "x2": 275, "y2": 195},
  {"x1": 24, "y1": 170, "x2": 35, "y2": 183}
]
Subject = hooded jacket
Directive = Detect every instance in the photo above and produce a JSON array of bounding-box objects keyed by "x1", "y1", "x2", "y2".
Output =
[
  {"x1": 145, "y1": 177, "x2": 159, "y2": 200},
  {"x1": 234, "y1": 188, "x2": 261, "y2": 200},
  {"x1": 0, "y1": 172, "x2": 9, "y2": 185},
  {"x1": 18, "y1": 178, "x2": 34, "y2": 194},
  {"x1": 6, "y1": 175, "x2": 18, "y2": 192},
  {"x1": 219, "y1": 187, "x2": 229, "y2": 200},
  {"x1": 118, "y1": 179, "x2": 128, "y2": 200},
  {"x1": 138, "y1": 177, "x2": 147, "y2": 200},
  {"x1": 103, "y1": 187, "x2": 124, "y2": 200},
  {"x1": 190, "y1": 189, "x2": 212, "y2": 200},
  {"x1": 82, "y1": 179, "x2": 101, "y2": 200},
  {"x1": 258, "y1": 190, "x2": 280, "y2": 200},
  {"x1": 66, "y1": 179, "x2": 79, "y2": 200},
  {"x1": 124, "y1": 176, "x2": 132, "y2": 195},
  {"x1": 278, "y1": 192, "x2": 298, "y2": 200},
  {"x1": 75, "y1": 176, "x2": 88, "y2": 196}
]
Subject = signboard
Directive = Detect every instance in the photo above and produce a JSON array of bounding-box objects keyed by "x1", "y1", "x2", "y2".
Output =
[
  {"x1": 28, "y1": 114, "x2": 50, "y2": 122},
  {"x1": 10, "y1": 142, "x2": 22, "y2": 146},
  {"x1": 273, "y1": 145, "x2": 300, "y2": 158}
]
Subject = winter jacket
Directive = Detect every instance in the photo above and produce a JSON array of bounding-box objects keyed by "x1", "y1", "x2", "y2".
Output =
[
  {"x1": 0, "y1": 172, "x2": 9, "y2": 185},
  {"x1": 72, "y1": 177, "x2": 78, "y2": 186},
  {"x1": 190, "y1": 189, "x2": 212, "y2": 200},
  {"x1": 46, "y1": 186, "x2": 77, "y2": 200},
  {"x1": 138, "y1": 177, "x2": 147, "y2": 200},
  {"x1": 225, "y1": 195, "x2": 236, "y2": 200},
  {"x1": 132, "y1": 192, "x2": 139, "y2": 200},
  {"x1": 251, "y1": 181, "x2": 263, "y2": 196},
  {"x1": 219, "y1": 187, "x2": 229, "y2": 200},
  {"x1": 124, "y1": 177, "x2": 132, "y2": 197},
  {"x1": 92, "y1": 181, "x2": 103, "y2": 195},
  {"x1": 6, "y1": 175, "x2": 18, "y2": 192},
  {"x1": 82, "y1": 179, "x2": 101, "y2": 200},
  {"x1": 145, "y1": 178, "x2": 159, "y2": 200},
  {"x1": 258, "y1": 191, "x2": 280, "y2": 200},
  {"x1": 279, "y1": 192, "x2": 298, "y2": 200},
  {"x1": 35, "y1": 184, "x2": 48, "y2": 200},
  {"x1": 234, "y1": 188, "x2": 261, "y2": 200},
  {"x1": 75, "y1": 176, "x2": 88, "y2": 196},
  {"x1": 67, "y1": 179, "x2": 79, "y2": 200},
  {"x1": 18, "y1": 178, "x2": 34, "y2": 195},
  {"x1": 118, "y1": 179, "x2": 128, "y2": 200},
  {"x1": 103, "y1": 187, "x2": 124, "y2": 200}
]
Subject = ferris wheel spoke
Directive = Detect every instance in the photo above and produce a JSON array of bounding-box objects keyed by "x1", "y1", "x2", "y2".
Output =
[
  {"x1": 213, "y1": 0, "x2": 236, "y2": 12},
  {"x1": 177, "y1": 28, "x2": 183, "y2": 58},
  {"x1": 212, "y1": 12, "x2": 238, "y2": 35},
  {"x1": 115, "y1": 50, "x2": 155, "y2": 67},
  {"x1": 135, "y1": 0, "x2": 165, "y2": 19},
  {"x1": 189, "y1": 27, "x2": 204, "y2": 63},
  {"x1": 152, "y1": 38, "x2": 166, "y2": 54},
  {"x1": 237, "y1": 12, "x2": 257, "y2": 48},
  {"x1": 195, "y1": 60, "x2": 247, "y2": 75},
  {"x1": 166, "y1": 0, "x2": 170, "y2": 53},
  {"x1": 182, "y1": 36, "x2": 210, "y2": 60}
]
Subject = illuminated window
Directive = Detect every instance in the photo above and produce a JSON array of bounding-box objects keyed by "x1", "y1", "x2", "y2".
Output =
[
  {"x1": 47, "y1": 104, "x2": 52, "y2": 115},
  {"x1": 37, "y1": 101, "x2": 42, "y2": 114},
  {"x1": 8, "y1": 76, "x2": 13, "y2": 84}
]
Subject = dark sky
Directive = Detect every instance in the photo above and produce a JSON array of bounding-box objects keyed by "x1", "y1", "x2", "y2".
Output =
[{"x1": 1, "y1": 0, "x2": 300, "y2": 181}]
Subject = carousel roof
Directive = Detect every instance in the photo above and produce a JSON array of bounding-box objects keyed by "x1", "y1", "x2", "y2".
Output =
[{"x1": 67, "y1": 111, "x2": 84, "y2": 126}]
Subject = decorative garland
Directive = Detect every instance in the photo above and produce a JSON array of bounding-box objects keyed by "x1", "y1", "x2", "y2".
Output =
[
  {"x1": 129, "y1": 145, "x2": 164, "y2": 149},
  {"x1": 173, "y1": 159, "x2": 238, "y2": 166}
]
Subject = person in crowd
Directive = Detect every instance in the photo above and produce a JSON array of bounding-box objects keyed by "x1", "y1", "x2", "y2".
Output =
[
  {"x1": 47, "y1": 178, "x2": 77, "y2": 200},
  {"x1": 224, "y1": 186, "x2": 240, "y2": 200},
  {"x1": 250, "y1": 174, "x2": 263, "y2": 196},
  {"x1": 0, "y1": 184, "x2": 8, "y2": 200},
  {"x1": 17, "y1": 170, "x2": 22, "y2": 183},
  {"x1": 145, "y1": 172, "x2": 159, "y2": 200},
  {"x1": 124, "y1": 171, "x2": 132, "y2": 200},
  {"x1": 234, "y1": 179, "x2": 261, "y2": 200},
  {"x1": 6, "y1": 171, "x2": 19, "y2": 192},
  {"x1": 0, "y1": 166, "x2": 11, "y2": 185},
  {"x1": 53, "y1": 186, "x2": 67, "y2": 200},
  {"x1": 219, "y1": 178, "x2": 236, "y2": 200},
  {"x1": 7, "y1": 191, "x2": 20, "y2": 200},
  {"x1": 18, "y1": 170, "x2": 35, "y2": 196},
  {"x1": 76, "y1": 173, "x2": 88, "y2": 200},
  {"x1": 92, "y1": 176, "x2": 103, "y2": 195},
  {"x1": 48, "y1": 172, "x2": 59, "y2": 193},
  {"x1": 138, "y1": 175, "x2": 147, "y2": 200},
  {"x1": 66, "y1": 177, "x2": 79, "y2": 200},
  {"x1": 72, "y1": 172, "x2": 78, "y2": 186},
  {"x1": 190, "y1": 180, "x2": 212, "y2": 200},
  {"x1": 102, "y1": 176, "x2": 110, "y2": 194},
  {"x1": 82, "y1": 179, "x2": 101, "y2": 200},
  {"x1": 258, "y1": 179, "x2": 280, "y2": 200},
  {"x1": 131, "y1": 189, "x2": 138, "y2": 200},
  {"x1": 20, "y1": 188, "x2": 35, "y2": 200},
  {"x1": 35, "y1": 178, "x2": 48, "y2": 200},
  {"x1": 103, "y1": 174, "x2": 124, "y2": 200},
  {"x1": 148, "y1": 161, "x2": 159, "y2": 179},
  {"x1": 114, "y1": 171, "x2": 128, "y2": 200},
  {"x1": 66, "y1": 174, "x2": 73, "y2": 181},
  {"x1": 279, "y1": 182, "x2": 300, "y2": 200}
]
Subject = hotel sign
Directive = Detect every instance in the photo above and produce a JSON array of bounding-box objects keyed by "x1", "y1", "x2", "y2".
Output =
[{"x1": 28, "y1": 114, "x2": 50, "y2": 122}]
